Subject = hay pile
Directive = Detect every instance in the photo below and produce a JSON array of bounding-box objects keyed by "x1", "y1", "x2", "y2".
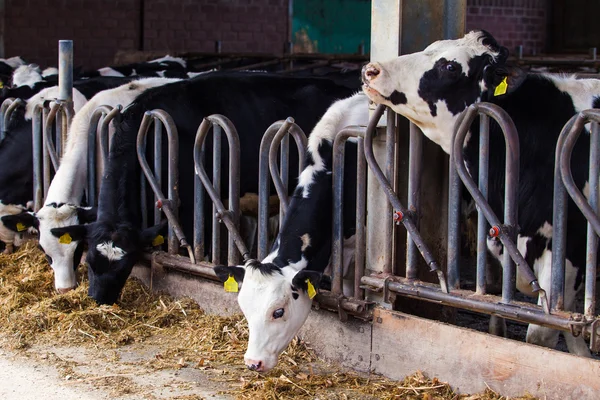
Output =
[{"x1": 0, "y1": 245, "x2": 536, "y2": 399}]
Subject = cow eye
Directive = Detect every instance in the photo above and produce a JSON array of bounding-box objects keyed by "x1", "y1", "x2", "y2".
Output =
[
  {"x1": 273, "y1": 308, "x2": 285, "y2": 319},
  {"x1": 445, "y1": 63, "x2": 456, "y2": 72}
]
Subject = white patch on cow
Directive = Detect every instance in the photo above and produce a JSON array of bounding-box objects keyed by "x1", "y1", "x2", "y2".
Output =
[
  {"x1": 42, "y1": 67, "x2": 58, "y2": 77},
  {"x1": 157, "y1": 70, "x2": 166, "y2": 77},
  {"x1": 297, "y1": 93, "x2": 368, "y2": 197},
  {"x1": 546, "y1": 74, "x2": 600, "y2": 113},
  {"x1": 237, "y1": 263, "x2": 313, "y2": 372},
  {"x1": 24, "y1": 86, "x2": 88, "y2": 120},
  {"x1": 300, "y1": 234, "x2": 311, "y2": 251},
  {"x1": 187, "y1": 70, "x2": 215, "y2": 78},
  {"x1": 537, "y1": 222, "x2": 553, "y2": 239},
  {"x1": 12, "y1": 64, "x2": 42, "y2": 88},
  {"x1": 96, "y1": 241, "x2": 126, "y2": 261},
  {"x1": 149, "y1": 55, "x2": 187, "y2": 68},
  {"x1": 0, "y1": 56, "x2": 26, "y2": 69},
  {"x1": 129, "y1": 69, "x2": 137, "y2": 76},
  {"x1": 98, "y1": 67, "x2": 125, "y2": 77},
  {"x1": 37, "y1": 77, "x2": 181, "y2": 292}
]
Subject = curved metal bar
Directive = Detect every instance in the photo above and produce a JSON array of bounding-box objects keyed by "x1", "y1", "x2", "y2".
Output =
[
  {"x1": 560, "y1": 110, "x2": 600, "y2": 237},
  {"x1": 44, "y1": 101, "x2": 62, "y2": 170},
  {"x1": 332, "y1": 126, "x2": 365, "y2": 296},
  {"x1": 32, "y1": 104, "x2": 44, "y2": 211},
  {"x1": 136, "y1": 109, "x2": 194, "y2": 263},
  {"x1": 453, "y1": 103, "x2": 546, "y2": 308},
  {"x1": 258, "y1": 118, "x2": 307, "y2": 259},
  {"x1": 364, "y1": 105, "x2": 448, "y2": 293},
  {"x1": 194, "y1": 115, "x2": 249, "y2": 263},
  {"x1": 268, "y1": 117, "x2": 308, "y2": 218},
  {"x1": 99, "y1": 106, "x2": 121, "y2": 165},
  {"x1": 1, "y1": 98, "x2": 25, "y2": 139},
  {"x1": 87, "y1": 105, "x2": 115, "y2": 207}
]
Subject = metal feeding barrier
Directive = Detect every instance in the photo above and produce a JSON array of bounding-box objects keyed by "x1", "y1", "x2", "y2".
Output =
[
  {"x1": 0, "y1": 98, "x2": 25, "y2": 141},
  {"x1": 136, "y1": 109, "x2": 194, "y2": 262}
]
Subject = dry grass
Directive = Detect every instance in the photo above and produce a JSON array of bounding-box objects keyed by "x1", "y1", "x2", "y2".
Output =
[{"x1": 0, "y1": 244, "x2": 537, "y2": 399}]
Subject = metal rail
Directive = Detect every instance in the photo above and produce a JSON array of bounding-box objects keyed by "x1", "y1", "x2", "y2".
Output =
[
  {"x1": 0, "y1": 98, "x2": 25, "y2": 140},
  {"x1": 194, "y1": 115, "x2": 247, "y2": 265},
  {"x1": 136, "y1": 109, "x2": 194, "y2": 262},
  {"x1": 257, "y1": 118, "x2": 307, "y2": 259},
  {"x1": 558, "y1": 110, "x2": 600, "y2": 321},
  {"x1": 364, "y1": 105, "x2": 448, "y2": 293}
]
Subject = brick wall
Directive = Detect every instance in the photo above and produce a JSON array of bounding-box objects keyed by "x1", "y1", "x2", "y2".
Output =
[
  {"x1": 466, "y1": 0, "x2": 548, "y2": 55},
  {"x1": 3, "y1": 0, "x2": 289, "y2": 70}
]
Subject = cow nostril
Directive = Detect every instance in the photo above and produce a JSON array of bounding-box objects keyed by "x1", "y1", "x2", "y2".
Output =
[
  {"x1": 247, "y1": 361, "x2": 262, "y2": 371},
  {"x1": 364, "y1": 65, "x2": 380, "y2": 80}
]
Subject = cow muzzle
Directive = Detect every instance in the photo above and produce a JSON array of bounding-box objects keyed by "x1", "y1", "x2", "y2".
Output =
[
  {"x1": 245, "y1": 359, "x2": 264, "y2": 372},
  {"x1": 56, "y1": 286, "x2": 77, "y2": 294},
  {"x1": 362, "y1": 62, "x2": 381, "y2": 83}
]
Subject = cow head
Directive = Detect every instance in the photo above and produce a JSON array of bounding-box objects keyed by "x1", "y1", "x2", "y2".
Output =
[
  {"x1": 2, "y1": 203, "x2": 96, "y2": 292},
  {"x1": 362, "y1": 30, "x2": 525, "y2": 154},
  {"x1": 0, "y1": 201, "x2": 33, "y2": 253},
  {"x1": 50, "y1": 220, "x2": 166, "y2": 304},
  {"x1": 215, "y1": 260, "x2": 323, "y2": 372}
]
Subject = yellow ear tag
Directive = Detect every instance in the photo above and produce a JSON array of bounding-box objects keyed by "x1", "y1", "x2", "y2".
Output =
[
  {"x1": 152, "y1": 234, "x2": 164, "y2": 247},
  {"x1": 0, "y1": 81, "x2": 4, "y2": 89},
  {"x1": 16, "y1": 222, "x2": 27, "y2": 232},
  {"x1": 306, "y1": 279, "x2": 317, "y2": 300},
  {"x1": 59, "y1": 233, "x2": 72, "y2": 244},
  {"x1": 494, "y1": 76, "x2": 508, "y2": 96},
  {"x1": 224, "y1": 275, "x2": 239, "y2": 293}
]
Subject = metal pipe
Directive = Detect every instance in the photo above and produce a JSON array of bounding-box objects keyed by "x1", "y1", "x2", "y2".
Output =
[
  {"x1": 212, "y1": 124, "x2": 222, "y2": 265},
  {"x1": 1, "y1": 98, "x2": 25, "y2": 139},
  {"x1": 355, "y1": 137, "x2": 367, "y2": 300},
  {"x1": 406, "y1": 122, "x2": 423, "y2": 280},
  {"x1": 332, "y1": 127, "x2": 366, "y2": 296},
  {"x1": 585, "y1": 121, "x2": 599, "y2": 317},
  {"x1": 364, "y1": 105, "x2": 448, "y2": 292},
  {"x1": 279, "y1": 133, "x2": 290, "y2": 229},
  {"x1": 453, "y1": 103, "x2": 544, "y2": 304},
  {"x1": 194, "y1": 143, "x2": 205, "y2": 262},
  {"x1": 550, "y1": 116, "x2": 576, "y2": 311},
  {"x1": 153, "y1": 119, "x2": 163, "y2": 226},
  {"x1": 194, "y1": 115, "x2": 248, "y2": 262},
  {"x1": 32, "y1": 105, "x2": 44, "y2": 211},
  {"x1": 384, "y1": 110, "x2": 395, "y2": 276},
  {"x1": 44, "y1": 102, "x2": 62, "y2": 170},
  {"x1": 137, "y1": 110, "x2": 193, "y2": 261},
  {"x1": 42, "y1": 105, "x2": 51, "y2": 198},
  {"x1": 99, "y1": 106, "x2": 121, "y2": 165},
  {"x1": 560, "y1": 110, "x2": 600, "y2": 237},
  {"x1": 58, "y1": 40, "x2": 73, "y2": 102},
  {"x1": 476, "y1": 114, "x2": 490, "y2": 294},
  {"x1": 87, "y1": 105, "x2": 114, "y2": 207}
]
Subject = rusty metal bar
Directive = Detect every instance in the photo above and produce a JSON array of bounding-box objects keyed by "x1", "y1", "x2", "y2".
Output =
[
  {"x1": 211, "y1": 124, "x2": 222, "y2": 265},
  {"x1": 586, "y1": 120, "x2": 599, "y2": 318},
  {"x1": 364, "y1": 105, "x2": 448, "y2": 293},
  {"x1": 32, "y1": 104, "x2": 44, "y2": 211},
  {"x1": 406, "y1": 122, "x2": 422, "y2": 280},
  {"x1": 1, "y1": 98, "x2": 25, "y2": 139},
  {"x1": 268, "y1": 118, "x2": 308, "y2": 217},
  {"x1": 476, "y1": 114, "x2": 490, "y2": 294},
  {"x1": 194, "y1": 115, "x2": 247, "y2": 263},
  {"x1": 153, "y1": 119, "x2": 163, "y2": 226},
  {"x1": 453, "y1": 103, "x2": 544, "y2": 307},
  {"x1": 137, "y1": 110, "x2": 194, "y2": 262},
  {"x1": 355, "y1": 136, "x2": 367, "y2": 300},
  {"x1": 193, "y1": 143, "x2": 205, "y2": 262},
  {"x1": 44, "y1": 102, "x2": 62, "y2": 170},
  {"x1": 332, "y1": 127, "x2": 366, "y2": 296}
]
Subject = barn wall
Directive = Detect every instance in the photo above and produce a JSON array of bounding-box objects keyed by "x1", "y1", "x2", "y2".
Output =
[
  {"x1": 3, "y1": 0, "x2": 289, "y2": 70},
  {"x1": 466, "y1": 0, "x2": 548, "y2": 55}
]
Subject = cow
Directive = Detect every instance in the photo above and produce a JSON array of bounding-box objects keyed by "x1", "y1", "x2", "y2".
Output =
[
  {"x1": 0, "y1": 56, "x2": 26, "y2": 88},
  {"x1": 1, "y1": 77, "x2": 182, "y2": 291},
  {"x1": 361, "y1": 30, "x2": 599, "y2": 357},
  {"x1": 49, "y1": 72, "x2": 358, "y2": 305},
  {"x1": 212, "y1": 30, "x2": 600, "y2": 372},
  {"x1": 89, "y1": 55, "x2": 188, "y2": 79}
]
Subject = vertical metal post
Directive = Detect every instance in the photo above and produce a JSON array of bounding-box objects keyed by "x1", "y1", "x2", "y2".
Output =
[
  {"x1": 279, "y1": 134, "x2": 290, "y2": 229},
  {"x1": 355, "y1": 137, "x2": 367, "y2": 299},
  {"x1": 42, "y1": 106, "x2": 51, "y2": 198},
  {"x1": 153, "y1": 120, "x2": 163, "y2": 225},
  {"x1": 502, "y1": 124, "x2": 518, "y2": 305},
  {"x1": 585, "y1": 122, "x2": 599, "y2": 317},
  {"x1": 406, "y1": 123, "x2": 422, "y2": 280},
  {"x1": 32, "y1": 105, "x2": 44, "y2": 211},
  {"x1": 58, "y1": 40, "x2": 73, "y2": 156},
  {"x1": 194, "y1": 144, "x2": 205, "y2": 262},
  {"x1": 212, "y1": 124, "x2": 222, "y2": 265},
  {"x1": 476, "y1": 114, "x2": 490, "y2": 295}
]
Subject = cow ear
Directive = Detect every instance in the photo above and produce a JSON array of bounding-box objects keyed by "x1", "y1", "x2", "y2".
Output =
[
  {"x1": 1, "y1": 212, "x2": 39, "y2": 232},
  {"x1": 76, "y1": 206, "x2": 97, "y2": 224},
  {"x1": 139, "y1": 220, "x2": 168, "y2": 247},
  {"x1": 214, "y1": 265, "x2": 245, "y2": 284},
  {"x1": 292, "y1": 270, "x2": 323, "y2": 296},
  {"x1": 484, "y1": 61, "x2": 526, "y2": 97},
  {"x1": 50, "y1": 225, "x2": 88, "y2": 243}
]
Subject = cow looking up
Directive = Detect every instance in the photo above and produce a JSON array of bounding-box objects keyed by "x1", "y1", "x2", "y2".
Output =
[
  {"x1": 362, "y1": 30, "x2": 599, "y2": 356},
  {"x1": 214, "y1": 93, "x2": 368, "y2": 372}
]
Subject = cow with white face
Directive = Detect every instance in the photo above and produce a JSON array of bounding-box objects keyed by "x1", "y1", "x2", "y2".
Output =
[
  {"x1": 362, "y1": 30, "x2": 600, "y2": 356},
  {"x1": 215, "y1": 93, "x2": 368, "y2": 372}
]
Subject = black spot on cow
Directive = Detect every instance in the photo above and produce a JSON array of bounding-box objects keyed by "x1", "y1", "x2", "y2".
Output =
[
  {"x1": 593, "y1": 96, "x2": 600, "y2": 109},
  {"x1": 386, "y1": 90, "x2": 407, "y2": 105},
  {"x1": 249, "y1": 262, "x2": 282, "y2": 276},
  {"x1": 292, "y1": 292, "x2": 299, "y2": 300},
  {"x1": 418, "y1": 56, "x2": 488, "y2": 118}
]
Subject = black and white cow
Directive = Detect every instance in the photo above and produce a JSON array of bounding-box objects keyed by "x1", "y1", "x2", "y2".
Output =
[
  {"x1": 361, "y1": 30, "x2": 599, "y2": 356},
  {"x1": 212, "y1": 30, "x2": 600, "y2": 372},
  {"x1": 89, "y1": 55, "x2": 188, "y2": 79},
  {"x1": 2, "y1": 77, "x2": 181, "y2": 291},
  {"x1": 50, "y1": 72, "x2": 357, "y2": 305},
  {"x1": 0, "y1": 56, "x2": 26, "y2": 87}
]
